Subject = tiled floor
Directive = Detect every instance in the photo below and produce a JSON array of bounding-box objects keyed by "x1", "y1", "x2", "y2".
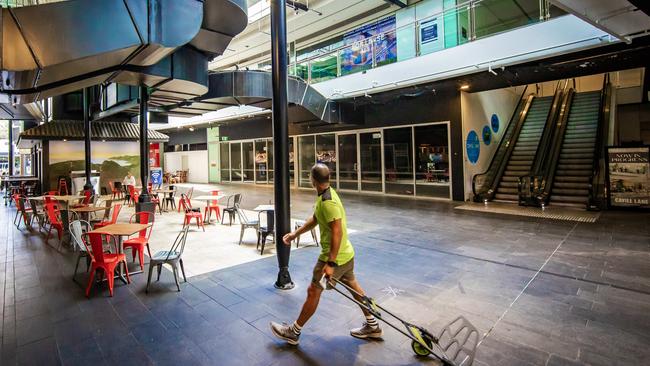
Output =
[{"x1": 1, "y1": 183, "x2": 649, "y2": 365}]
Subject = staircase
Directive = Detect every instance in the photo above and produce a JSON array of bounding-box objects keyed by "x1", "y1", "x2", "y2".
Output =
[
  {"x1": 494, "y1": 96, "x2": 553, "y2": 203},
  {"x1": 550, "y1": 91, "x2": 601, "y2": 207}
]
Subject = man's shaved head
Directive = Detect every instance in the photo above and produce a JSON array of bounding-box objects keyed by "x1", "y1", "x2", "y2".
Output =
[{"x1": 310, "y1": 163, "x2": 330, "y2": 184}]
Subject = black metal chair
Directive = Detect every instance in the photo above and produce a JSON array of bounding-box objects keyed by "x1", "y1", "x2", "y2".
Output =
[
  {"x1": 257, "y1": 210, "x2": 274, "y2": 255},
  {"x1": 146, "y1": 226, "x2": 189, "y2": 292},
  {"x1": 163, "y1": 186, "x2": 176, "y2": 211},
  {"x1": 221, "y1": 194, "x2": 241, "y2": 225}
]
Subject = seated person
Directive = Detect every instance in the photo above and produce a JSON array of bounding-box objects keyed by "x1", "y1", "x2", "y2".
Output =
[{"x1": 122, "y1": 171, "x2": 137, "y2": 188}]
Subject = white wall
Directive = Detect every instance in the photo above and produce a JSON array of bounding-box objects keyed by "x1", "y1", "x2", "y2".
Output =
[
  {"x1": 461, "y1": 86, "x2": 527, "y2": 200},
  {"x1": 164, "y1": 151, "x2": 209, "y2": 183}
]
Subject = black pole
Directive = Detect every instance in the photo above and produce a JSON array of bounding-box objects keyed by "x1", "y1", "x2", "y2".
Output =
[
  {"x1": 83, "y1": 87, "x2": 93, "y2": 192},
  {"x1": 271, "y1": 0, "x2": 294, "y2": 290},
  {"x1": 138, "y1": 86, "x2": 150, "y2": 203},
  {"x1": 8, "y1": 122, "x2": 13, "y2": 176}
]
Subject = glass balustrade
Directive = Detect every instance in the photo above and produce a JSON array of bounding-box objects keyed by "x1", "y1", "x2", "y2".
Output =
[
  {"x1": 286, "y1": 0, "x2": 562, "y2": 84},
  {"x1": 1, "y1": 0, "x2": 69, "y2": 7}
]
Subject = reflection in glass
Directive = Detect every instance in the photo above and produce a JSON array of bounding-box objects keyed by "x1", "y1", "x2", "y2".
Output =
[
  {"x1": 255, "y1": 140, "x2": 268, "y2": 183},
  {"x1": 359, "y1": 132, "x2": 382, "y2": 192},
  {"x1": 316, "y1": 134, "x2": 336, "y2": 187},
  {"x1": 242, "y1": 142, "x2": 254, "y2": 182},
  {"x1": 220, "y1": 143, "x2": 230, "y2": 182},
  {"x1": 310, "y1": 54, "x2": 338, "y2": 83},
  {"x1": 474, "y1": 0, "x2": 540, "y2": 39},
  {"x1": 230, "y1": 143, "x2": 242, "y2": 181},
  {"x1": 414, "y1": 124, "x2": 450, "y2": 198},
  {"x1": 299, "y1": 136, "x2": 315, "y2": 188},
  {"x1": 268, "y1": 139, "x2": 274, "y2": 182},
  {"x1": 337, "y1": 134, "x2": 358, "y2": 190},
  {"x1": 384, "y1": 127, "x2": 414, "y2": 195}
]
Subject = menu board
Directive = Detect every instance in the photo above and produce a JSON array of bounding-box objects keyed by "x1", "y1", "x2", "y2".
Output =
[{"x1": 607, "y1": 146, "x2": 650, "y2": 208}]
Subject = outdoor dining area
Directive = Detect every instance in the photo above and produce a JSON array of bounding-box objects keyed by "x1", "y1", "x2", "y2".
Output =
[{"x1": 8, "y1": 182, "x2": 318, "y2": 298}]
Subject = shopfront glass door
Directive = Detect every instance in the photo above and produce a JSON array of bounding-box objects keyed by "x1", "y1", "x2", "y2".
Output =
[
  {"x1": 242, "y1": 141, "x2": 254, "y2": 182},
  {"x1": 255, "y1": 140, "x2": 268, "y2": 183},
  {"x1": 230, "y1": 143, "x2": 242, "y2": 182},
  {"x1": 337, "y1": 134, "x2": 358, "y2": 190},
  {"x1": 299, "y1": 136, "x2": 315, "y2": 188},
  {"x1": 359, "y1": 131, "x2": 383, "y2": 192}
]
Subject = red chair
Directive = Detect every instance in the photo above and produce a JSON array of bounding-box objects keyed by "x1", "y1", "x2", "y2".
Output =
[
  {"x1": 127, "y1": 185, "x2": 138, "y2": 206},
  {"x1": 93, "y1": 204, "x2": 122, "y2": 229},
  {"x1": 82, "y1": 232, "x2": 130, "y2": 297},
  {"x1": 181, "y1": 194, "x2": 204, "y2": 231},
  {"x1": 108, "y1": 181, "x2": 123, "y2": 199},
  {"x1": 123, "y1": 212, "x2": 154, "y2": 270},
  {"x1": 204, "y1": 190, "x2": 221, "y2": 223},
  {"x1": 13, "y1": 194, "x2": 32, "y2": 228},
  {"x1": 71, "y1": 190, "x2": 92, "y2": 209},
  {"x1": 177, "y1": 187, "x2": 194, "y2": 212},
  {"x1": 58, "y1": 178, "x2": 68, "y2": 196},
  {"x1": 45, "y1": 203, "x2": 63, "y2": 242},
  {"x1": 46, "y1": 190, "x2": 58, "y2": 195}
]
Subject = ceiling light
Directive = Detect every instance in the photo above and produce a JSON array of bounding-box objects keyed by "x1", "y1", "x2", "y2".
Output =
[
  {"x1": 460, "y1": 84, "x2": 470, "y2": 90},
  {"x1": 189, "y1": 127, "x2": 195, "y2": 132}
]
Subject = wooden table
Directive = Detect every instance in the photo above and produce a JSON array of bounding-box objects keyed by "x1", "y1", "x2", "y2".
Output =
[
  {"x1": 192, "y1": 195, "x2": 227, "y2": 223},
  {"x1": 90, "y1": 223, "x2": 152, "y2": 280},
  {"x1": 70, "y1": 206, "x2": 108, "y2": 222}
]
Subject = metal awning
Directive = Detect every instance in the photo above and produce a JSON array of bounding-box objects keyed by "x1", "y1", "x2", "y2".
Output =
[{"x1": 17, "y1": 120, "x2": 169, "y2": 148}]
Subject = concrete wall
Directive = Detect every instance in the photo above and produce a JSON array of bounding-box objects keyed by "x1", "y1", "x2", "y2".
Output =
[
  {"x1": 164, "y1": 150, "x2": 209, "y2": 183},
  {"x1": 461, "y1": 86, "x2": 526, "y2": 200},
  {"x1": 617, "y1": 103, "x2": 650, "y2": 145}
]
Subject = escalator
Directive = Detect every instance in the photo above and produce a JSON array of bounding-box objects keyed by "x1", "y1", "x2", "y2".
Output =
[
  {"x1": 492, "y1": 96, "x2": 554, "y2": 202},
  {"x1": 548, "y1": 91, "x2": 602, "y2": 207}
]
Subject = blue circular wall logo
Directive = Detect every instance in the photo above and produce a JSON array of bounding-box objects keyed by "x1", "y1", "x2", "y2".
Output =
[
  {"x1": 482, "y1": 125, "x2": 492, "y2": 146},
  {"x1": 491, "y1": 114, "x2": 499, "y2": 133},
  {"x1": 466, "y1": 130, "x2": 480, "y2": 164}
]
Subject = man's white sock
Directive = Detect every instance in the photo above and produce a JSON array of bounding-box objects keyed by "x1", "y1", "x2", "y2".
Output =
[
  {"x1": 291, "y1": 321, "x2": 302, "y2": 336},
  {"x1": 365, "y1": 315, "x2": 379, "y2": 328}
]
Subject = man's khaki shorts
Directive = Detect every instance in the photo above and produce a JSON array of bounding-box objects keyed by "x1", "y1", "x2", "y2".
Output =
[{"x1": 311, "y1": 258, "x2": 355, "y2": 290}]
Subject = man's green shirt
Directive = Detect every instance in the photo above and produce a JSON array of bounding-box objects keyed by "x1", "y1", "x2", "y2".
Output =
[{"x1": 313, "y1": 187, "x2": 354, "y2": 265}]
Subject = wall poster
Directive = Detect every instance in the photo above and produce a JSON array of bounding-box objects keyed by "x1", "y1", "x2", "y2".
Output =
[
  {"x1": 341, "y1": 16, "x2": 397, "y2": 74},
  {"x1": 607, "y1": 146, "x2": 650, "y2": 209}
]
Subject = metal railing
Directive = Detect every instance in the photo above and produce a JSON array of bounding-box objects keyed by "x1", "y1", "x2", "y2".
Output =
[
  {"x1": 287, "y1": 0, "x2": 555, "y2": 84},
  {"x1": 472, "y1": 85, "x2": 532, "y2": 202},
  {"x1": 587, "y1": 74, "x2": 611, "y2": 210}
]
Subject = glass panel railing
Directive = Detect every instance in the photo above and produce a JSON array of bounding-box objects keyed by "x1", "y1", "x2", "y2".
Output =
[{"x1": 286, "y1": 0, "x2": 552, "y2": 84}]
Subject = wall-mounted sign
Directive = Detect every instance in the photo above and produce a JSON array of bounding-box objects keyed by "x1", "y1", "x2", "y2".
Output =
[
  {"x1": 341, "y1": 16, "x2": 397, "y2": 73},
  {"x1": 220, "y1": 136, "x2": 229, "y2": 141},
  {"x1": 607, "y1": 146, "x2": 650, "y2": 209},
  {"x1": 420, "y1": 18, "x2": 438, "y2": 44},
  {"x1": 491, "y1": 114, "x2": 499, "y2": 133},
  {"x1": 482, "y1": 125, "x2": 492, "y2": 146},
  {"x1": 150, "y1": 168, "x2": 163, "y2": 186},
  {"x1": 466, "y1": 130, "x2": 480, "y2": 164}
]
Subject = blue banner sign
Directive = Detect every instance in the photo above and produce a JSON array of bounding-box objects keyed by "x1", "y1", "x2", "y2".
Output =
[{"x1": 341, "y1": 16, "x2": 397, "y2": 73}]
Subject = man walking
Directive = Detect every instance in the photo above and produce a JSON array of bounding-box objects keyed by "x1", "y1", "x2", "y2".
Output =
[{"x1": 270, "y1": 163, "x2": 382, "y2": 345}]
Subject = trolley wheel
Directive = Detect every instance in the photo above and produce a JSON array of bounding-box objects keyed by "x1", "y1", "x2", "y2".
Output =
[{"x1": 411, "y1": 339, "x2": 432, "y2": 357}]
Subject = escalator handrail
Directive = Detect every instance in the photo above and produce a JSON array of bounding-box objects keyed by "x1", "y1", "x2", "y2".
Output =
[
  {"x1": 471, "y1": 86, "x2": 532, "y2": 200},
  {"x1": 587, "y1": 75, "x2": 612, "y2": 209},
  {"x1": 529, "y1": 80, "x2": 568, "y2": 176},
  {"x1": 539, "y1": 88, "x2": 575, "y2": 204}
]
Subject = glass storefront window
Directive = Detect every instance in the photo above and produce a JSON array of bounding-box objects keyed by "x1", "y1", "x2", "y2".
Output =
[
  {"x1": 268, "y1": 139, "x2": 274, "y2": 182},
  {"x1": 255, "y1": 140, "x2": 268, "y2": 183},
  {"x1": 299, "y1": 136, "x2": 315, "y2": 188},
  {"x1": 316, "y1": 134, "x2": 336, "y2": 187},
  {"x1": 359, "y1": 132, "x2": 382, "y2": 192},
  {"x1": 337, "y1": 134, "x2": 358, "y2": 190},
  {"x1": 220, "y1": 143, "x2": 230, "y2": 181},
  {"x1": 289, "y1": 137, "x2": 295, "y2": 184},
  {"x1": 384, "y1": 127, "x2": 414, "y2": 195},
  {"x1": 242, "y1": 141, "x2": 254, "y2": 182},
  {"x1": 231, "y1": 143, "x2": 242, "y2": 181},
  {"x1": 414, "y1": 124, "x2": 450, "y2": 198},
  {"x1": 474, "y1": 0, "x2": 541, "y2": 40}
]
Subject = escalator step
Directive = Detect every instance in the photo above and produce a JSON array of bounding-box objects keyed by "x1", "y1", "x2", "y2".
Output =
[
  {"x1": 552, "y1": 188, "x2": 589, "y2": 196},
  {"x1": 497, "y1": 187, "x2": 518, "y2": 194},
  {"x1": 502, "y1": 176, "x2": 519, "y2": 182},
  {"x1": 560, "y1": 147, "x2": 593, "y2": 154},
  {"x1": 557, "y1": 164, "x2": 591, "y2": 171},
  {"x1": 554, "y1": 182, "x2": 590, "y2": 189},
  {"x1": 555, "y1": 176, "x2": 590, "y2": 183},
  {"x1": 494, "y1": 193, "x2": 518, "y2": 202},
  {"x1": 557, "y1": 170, "x2": 591, "y2": 176},
  {"x1": 558, "y1": 158, "x2": 592, "y2": 165},
  {"x1": 500, "y1": 182, "x2": 518, "y2": 188},
  {"x1": 551, "y1": 195, "x2": 588, "y2": 204}
]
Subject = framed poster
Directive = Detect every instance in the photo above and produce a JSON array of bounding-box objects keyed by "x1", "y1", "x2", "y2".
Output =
[{"x1": 607, "y1": 146, "x2": 650, "y2": 209}]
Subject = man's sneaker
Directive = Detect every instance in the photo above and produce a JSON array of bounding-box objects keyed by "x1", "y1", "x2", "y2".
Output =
[
  {"x1": 350, "y1": 322, "x2": 383, "y2": 339},
  {"x1": 270, "y1": 321, "x2": 300, "y2": 345}
]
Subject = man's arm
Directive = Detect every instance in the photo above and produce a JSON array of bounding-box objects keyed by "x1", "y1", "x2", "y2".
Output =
[
  {"x1": 327, "y1": 219, "x2": 342, "y2": 263},
  {"x1": 282, "y1": 214, "x2": 318, "y2": 245}
]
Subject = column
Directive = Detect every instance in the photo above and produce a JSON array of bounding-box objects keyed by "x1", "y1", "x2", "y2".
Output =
[
  {"x1": 271, "y1": 0, "x2": 294, "y2": 290},
  {"x1": 138, "y1": 86, "x2": 150, "y2": 203},
  {"x1": 83, "y1": 88, "x2": 93, "y2": 192}
]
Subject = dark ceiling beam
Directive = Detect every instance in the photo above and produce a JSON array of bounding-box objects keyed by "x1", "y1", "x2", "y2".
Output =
[{"x1": 628, "y1": 0, "x2": 650, "y2": 17}]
